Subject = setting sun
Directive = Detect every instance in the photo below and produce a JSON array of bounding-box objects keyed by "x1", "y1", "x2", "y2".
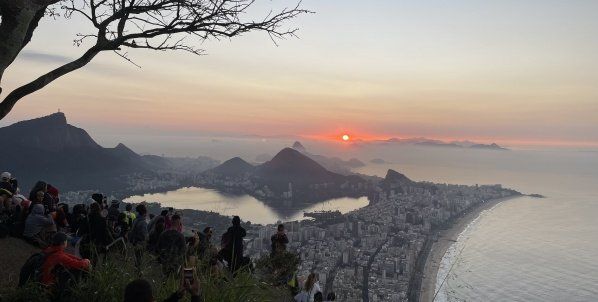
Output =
[{"x1": 342, "y1": 134, "x2": 350, "y2": 141}]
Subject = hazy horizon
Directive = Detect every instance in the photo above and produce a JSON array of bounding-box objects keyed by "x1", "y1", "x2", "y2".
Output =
[{"x1": 2, "y1": 0, "x2": 598, "y2": 148}]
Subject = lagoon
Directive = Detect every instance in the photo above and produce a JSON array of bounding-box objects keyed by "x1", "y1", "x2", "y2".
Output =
[{"x1": 123, "y1": 186, "x2": 369, "y2": 225}]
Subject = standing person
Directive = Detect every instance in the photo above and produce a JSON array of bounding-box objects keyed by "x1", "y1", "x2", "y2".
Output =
[
  {"x1": 129, "y1": 204, "x2": 149, "y2": 268},
  {"x1": 147, "y1": 219, "x2": 165, "y2": 253},
  {"x1": 271, "y1": 224, "x2": 289, "y2": 256},
  {"x1": 23, "y1": 203, "x2": 56, "y2": 246},
  {"x1": 106, "y1": 200, "x2": 120, "y2": 229},
  {"x1": 220, "y1": 216, "x2": 247, "y2": 272},
  {"x1": 169, "y1": 214, "x2": 183, "y2": 233},
  {"x1": 70, "y1": 204, "x2": 87, "y2": 235},
  {"x1": 197, "y1": 227, "x2": 213, "y2": 258},
  {"x1": 157, "y1": 222, "x2": 186, "y2": 276},
  {"x1": 124, "y1": 204, "x2": 136, "y2": 227},
  {"x1": 148, "y1": 209, "x2": 168, "y2": 234},
  {"x1": 86, "y1": 202, "x2": 113, "y2": 263},
  {"x1": 164, "y1": 208, "x2": 174, "y2": 230}
]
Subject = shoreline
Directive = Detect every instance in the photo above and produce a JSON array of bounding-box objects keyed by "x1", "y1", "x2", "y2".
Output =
[{"x1": 419, "y1": 195, "x2": 521, "y2": 302}]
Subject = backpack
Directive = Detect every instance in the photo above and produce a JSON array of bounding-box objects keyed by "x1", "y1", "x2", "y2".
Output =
[{"x1": 18, "y1": 252, "x2": 47, "y2": 287}]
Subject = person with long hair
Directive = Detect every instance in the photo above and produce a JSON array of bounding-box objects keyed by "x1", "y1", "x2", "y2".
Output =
[{"x1": 295, "y1": 272, "x2": 321, "y2": 302}]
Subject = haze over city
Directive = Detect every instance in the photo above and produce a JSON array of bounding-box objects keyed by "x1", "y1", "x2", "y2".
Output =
[{"x1": 1, "y1": 0, "x2": 598, "y2": 150}]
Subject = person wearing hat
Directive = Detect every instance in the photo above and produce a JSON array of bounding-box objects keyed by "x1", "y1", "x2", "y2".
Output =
[{"x1": 41, "y1": 232, "x2": 91, "y2": 286}]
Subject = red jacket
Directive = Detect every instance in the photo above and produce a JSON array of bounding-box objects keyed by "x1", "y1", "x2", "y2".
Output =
[{"x1": 41, "y1": 245, "x2": 90, "y2": 285}]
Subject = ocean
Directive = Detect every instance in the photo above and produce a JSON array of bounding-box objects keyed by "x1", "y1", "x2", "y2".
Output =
[{"x1": 355, "y1": 147, "x2": 598, "y2": 302}]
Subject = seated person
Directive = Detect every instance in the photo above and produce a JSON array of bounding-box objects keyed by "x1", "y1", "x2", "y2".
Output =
[
  {"x1": 23, "y1": 203, "x2": 56, "y2": 246},
  {"x1": 41, "y1": 232, "x2": 91, "y2": 286}
]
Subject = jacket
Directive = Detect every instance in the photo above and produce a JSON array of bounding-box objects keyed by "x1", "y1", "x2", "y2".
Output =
[
  {"x1": 23, "y1": 204, "x2": 54, "y2": 238},
  {"x1": 130, "y1": 216, "x2": 148, "y2": 245},
  {"x1": 41, "y1": 245, "x2": 90, "y2": 285}
]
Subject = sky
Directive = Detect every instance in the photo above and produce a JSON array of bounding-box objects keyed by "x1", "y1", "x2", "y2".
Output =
[{"x1": 1, "y1": 0, "x2": 598, "y2": 148}]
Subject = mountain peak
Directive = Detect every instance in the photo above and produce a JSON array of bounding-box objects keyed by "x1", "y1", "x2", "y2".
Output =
[
  {"x1": 385, "y1": 169, "x2": 412, "y2": 183},
  {"x1": 115, "y1": 142, "x2": 130, "y2": 149},
  {"x1": 111, "y1": 143, "x2": 140, "y2": 159},
  {"x1": 292, "y1": 141, "x2": 306, "y2": 152},
  {"x1": 14, "y1": 111, "x2": 67, "y2": 128},
  {"x1": 256, "y1": 147, "x2": 340, "y2": 185},
  {"x1": 0, "y1": 112, "x2": 100, "y2": 152},
  {"x1": 209, "y1": 157, "x2": 254, "y2": 176}
]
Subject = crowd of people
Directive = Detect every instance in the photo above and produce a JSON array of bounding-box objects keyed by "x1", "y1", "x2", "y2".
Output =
[{"x1": 0, "y1": 171, "x2": 336, "y2": 302}]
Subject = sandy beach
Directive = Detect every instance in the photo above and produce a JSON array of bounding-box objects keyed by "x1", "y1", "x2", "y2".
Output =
[{"x1": 419, "y1": 196, "x2": 520, "y2": 302}]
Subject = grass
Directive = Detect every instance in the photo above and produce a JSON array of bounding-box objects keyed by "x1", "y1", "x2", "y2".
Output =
[{"x1": 0, "y1": 244, "x2": 295, "y2": 302}]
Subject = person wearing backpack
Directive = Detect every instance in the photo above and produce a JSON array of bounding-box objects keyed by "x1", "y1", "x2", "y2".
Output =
[
  {"x1": 40, "y1": 232, "x2": 91, "y2": 286},
  {"x1": 218, "y1": 216, "x2": 246, "y2": 273}
]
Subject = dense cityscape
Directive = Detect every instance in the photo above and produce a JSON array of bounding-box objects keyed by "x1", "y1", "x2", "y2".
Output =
[
  {"x1": 244, "y1": 182, "x2": 519, "y2": 301},
  {"x1": 58, "y1": 160, "x2": 520, "y2": 302}
]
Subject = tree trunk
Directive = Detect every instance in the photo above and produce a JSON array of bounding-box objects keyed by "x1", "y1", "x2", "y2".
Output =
[
  {"x1": 0, "y1": 0, "x2": 46, "y2": 93},
  {"x1": 0, "y1": 47, "x2": 101, "y2": 120}
]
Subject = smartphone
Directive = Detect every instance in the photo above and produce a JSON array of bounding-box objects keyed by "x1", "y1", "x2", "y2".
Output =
[{"x1": 183, "y1": 268, "x2": 194, "y2": 283}]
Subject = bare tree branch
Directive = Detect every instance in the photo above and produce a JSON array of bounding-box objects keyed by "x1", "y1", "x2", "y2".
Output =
[{"x1": 0, "y1": 0, "x2": 312, "y2": 120}]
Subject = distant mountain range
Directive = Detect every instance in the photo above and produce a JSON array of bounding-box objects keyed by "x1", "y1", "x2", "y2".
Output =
[
  {"x1": 374, "y1": 137, "x2": 509, "y2": 150},
  {"x1": 0, "y1": 112, "x2": 218, "y2": 193}
]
